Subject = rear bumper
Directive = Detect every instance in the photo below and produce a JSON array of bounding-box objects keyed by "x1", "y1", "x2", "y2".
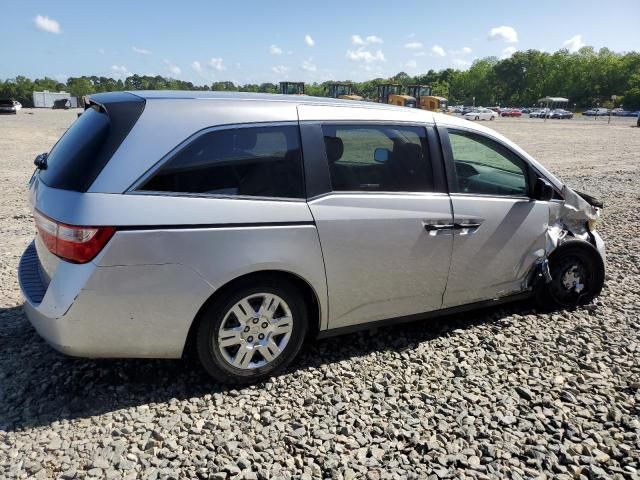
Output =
[{"x1": 18, "y1": 240, "x2": 213, "y2": 359}]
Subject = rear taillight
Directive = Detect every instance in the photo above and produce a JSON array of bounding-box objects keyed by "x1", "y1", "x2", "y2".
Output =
[{"x1": 33, "y1": 210, "x2": 116, "y2": 264}]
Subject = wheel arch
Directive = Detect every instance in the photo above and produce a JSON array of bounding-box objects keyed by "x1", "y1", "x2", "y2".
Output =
[{"x1": 182, "y1": 269, "x2": 322, "y2": 358}]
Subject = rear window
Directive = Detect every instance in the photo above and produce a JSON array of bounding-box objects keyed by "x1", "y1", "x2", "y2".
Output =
[
  {"x1": 38, "y1": 92, "x2": 145, "y2": 192},
  {"x1": 39, "y1": 108, "x2": 110, "y2": 190}
]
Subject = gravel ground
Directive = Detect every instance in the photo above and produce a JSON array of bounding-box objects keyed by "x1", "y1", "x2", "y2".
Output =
[{"x1": 1, "y1": 109, "x2": 639, "y2": 479}]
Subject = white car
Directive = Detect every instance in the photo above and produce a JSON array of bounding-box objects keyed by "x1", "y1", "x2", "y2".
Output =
[
  {"x1": 464, "y1": 108, "x2": 497, "y2": 121},
  {"x1": 0, "y1": 99, "x2": 22, "y2": 114}
]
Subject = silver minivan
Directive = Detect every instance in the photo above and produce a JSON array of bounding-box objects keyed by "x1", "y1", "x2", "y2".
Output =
[{"x1": 19, "y1": 91, "x2": 605, "y2": 383}]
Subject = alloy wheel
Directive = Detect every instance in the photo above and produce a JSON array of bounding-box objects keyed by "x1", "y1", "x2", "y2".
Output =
[{"x1": 216, "y1": 293, "x2": 293, "y2": 369}]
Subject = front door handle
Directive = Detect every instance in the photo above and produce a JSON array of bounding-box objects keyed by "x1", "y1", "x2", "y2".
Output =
[{"x1": 454, "y1": 222, "x2": 482, "y2": 229}]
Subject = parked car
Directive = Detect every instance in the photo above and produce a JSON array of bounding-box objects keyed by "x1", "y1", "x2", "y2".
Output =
[
  {"x1": 464, "y1": 108, "x2": 497, "y2": 121},
  {"x1": 501, "y1": 108, "x2": 522, "y2": 117},
  {"x1": 583, "y1": 108, "x2": 609, "y2": 116},
  {"x1": 550, "y1": 109, "x2": 573, "y2": 119},
  {"x1": 19, "y1": 91, "x2": 606, "y2": 383},
  {"x1": 52, "y1": 99, "x2": 71, "y2": 109},
  {"x1": 0, "y1": 99, "x2": 22, "y2": 114},
  {"x1": 521, "y1": 108, "x2": 531, "y2": 114}
]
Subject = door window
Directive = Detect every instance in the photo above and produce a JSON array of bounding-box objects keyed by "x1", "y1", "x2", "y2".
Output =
[
  {"x1": 448, "y1": 130, "x2": 528, "y2": 197},
  {"x1": 140, "y1": 125, "x2": 304, "y2": 198},
  {"x1": 321, "y1": 125, "x2": 433, "y2": 192}
]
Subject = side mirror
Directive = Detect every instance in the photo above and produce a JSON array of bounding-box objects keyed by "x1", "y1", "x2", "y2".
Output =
[
  {"x1": 533, "y1": 178, "x2": 554, "y2": 201},
  {"x1": 374, "y1": 148, "x2": 391, "y2": 163}
]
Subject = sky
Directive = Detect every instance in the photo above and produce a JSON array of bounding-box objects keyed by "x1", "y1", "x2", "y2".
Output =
[{"x1": 2, "y1": 0, "x2": 640, "y2": 85}]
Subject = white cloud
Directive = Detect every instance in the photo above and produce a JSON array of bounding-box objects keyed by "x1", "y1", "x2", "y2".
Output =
[
  {"x1": 488, "y1": 25, "x2": 518, "y2": 43},
  {"x1": 192, "y1": 61, "x2": 202, "y2": 73},
  {"x1": 304, "y1": 34, "x2": 315, "y2": 47},
  {"x1": 301, "y1": 58, "x2": 317, "y2": 72},
  {"x1": 346, "y1": 47, "x2": 385, "y2": 63},
  {"x1": 98, "y1": 48, "x2": 105, "y2": 55},
  {"x1": 352, "y1": 34, "x2": 383, "y2": 46},
  {"x1": 414, "y1": 51, "x2": 427, "y2": 57},
  {"x1": 563, "y1": 34, "x2": 585, "y2": 53},
  {"x1": 502, "y1": 46, "x2": 517, "y2": 58},
  {"x1": 462, "y1": 46, "x2": 472, "y2": 54},
  {"x1": 209, "y1": 57, "x2": 226, "y2": 71},
  {"x1": 405, "y1": 59, "x2": 417, "y2": 69},
  {"x1": 34, "y1": 15, "x2": 61, "y2": 34},
  {"x1": 272, "y1": 65, "x2": 289, "y2": 74},
  {"x1": 270, "y1": 44, "x2": 283, "y2": 55},
  {"x1": 132, "y1": 46, "x2": 151, "y2": 55},
  {"x1": 111, "y1": 65, "x2": 130, "y2": 78},
  {"x1": 431, "y1": 45, "x2": 446, "y2": 57},
  {"x1": 404, "y1": 41, "x2": 423, "y2": 49},
  {"x1": 164, "y1": 59, "x2": 181, "y2": 76}
]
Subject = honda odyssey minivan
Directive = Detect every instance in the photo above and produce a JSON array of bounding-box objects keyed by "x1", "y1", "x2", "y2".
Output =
[{"x1": 19, "y1": 91, "x2": 605, "y2": 383}]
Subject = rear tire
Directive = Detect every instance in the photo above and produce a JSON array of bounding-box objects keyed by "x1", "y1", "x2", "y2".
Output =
[
  {"x1": 535, "y1": 239, "x2": 604, "y2": 310},
  {"x1": 196, "y1": 279, "x2": 308, "y2": 384}
]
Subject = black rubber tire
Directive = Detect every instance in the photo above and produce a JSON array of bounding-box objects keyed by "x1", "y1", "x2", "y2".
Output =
[
  {"x1": 196, "y1": 279, "x2": 308, "y2": 384},
  {"x1": 535, "y1": 238, "x2": 605, "y2": 310}
]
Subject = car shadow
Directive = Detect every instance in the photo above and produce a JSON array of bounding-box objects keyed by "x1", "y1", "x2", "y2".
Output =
[{"x1": 0, "y1": 301, "x2": 533, "y2": 432}]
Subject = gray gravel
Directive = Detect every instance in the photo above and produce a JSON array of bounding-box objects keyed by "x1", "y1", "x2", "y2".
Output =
[{"x1": 1, "y1": 110, "x2": 639, "y2": 479}]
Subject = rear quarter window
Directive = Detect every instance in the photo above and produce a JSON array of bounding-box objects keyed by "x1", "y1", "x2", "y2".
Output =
[{"x1": 139, "y1": 125, "x2": 305, "y2": 199}]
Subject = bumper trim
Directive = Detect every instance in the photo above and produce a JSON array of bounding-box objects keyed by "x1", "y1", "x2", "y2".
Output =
[{"x1": 18, "y1": 242, "x2": 47, "y2": 305}]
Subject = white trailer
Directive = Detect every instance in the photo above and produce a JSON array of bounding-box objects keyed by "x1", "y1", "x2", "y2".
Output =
[{"x1": 32, "y1": 91, "x2": 79, "y2": 108}]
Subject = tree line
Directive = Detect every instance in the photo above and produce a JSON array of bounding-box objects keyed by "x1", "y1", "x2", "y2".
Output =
[{"x1": 2, "y1": 46, "x2": 639, "y2": 109}]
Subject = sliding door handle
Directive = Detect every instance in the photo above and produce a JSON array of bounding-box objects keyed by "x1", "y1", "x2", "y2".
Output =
[{"x1": 424, "y1": 223, "x2": 456, "y2": 231}]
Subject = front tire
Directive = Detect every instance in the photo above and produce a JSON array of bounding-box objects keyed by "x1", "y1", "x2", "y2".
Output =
[
  {"x1": 535, "y1": 239, "x2": 605, "y2": 310},
  {"x1": 196, "y1": 280, "x2": 308, "y2": 384}
]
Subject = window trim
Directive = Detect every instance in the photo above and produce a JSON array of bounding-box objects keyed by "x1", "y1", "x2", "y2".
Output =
[
  {"x1": 438, "y1": 125, "x2": 536, "y2": 200},
  {"x1": 127, "y1": 121, "x2": 305, "y2": 201},
  {"x1": 300, "y1": 120, "x2": 446, "y2": 199}
]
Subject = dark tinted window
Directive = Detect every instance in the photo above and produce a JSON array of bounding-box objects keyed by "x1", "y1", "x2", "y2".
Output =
[
  {"x1": 140, "y1": 125, "x2": 304, "y2": 198},
  {"x1": 448, "y1": 130, "x2": 528, "y2": 196},
  {"x1": 39, "y1": 93, "x2": 145, "y2": 192},
  {"x1": 39, "y1": 107, "x2": 110, "y2": 190},
  {"x1": 321, "y1": 125, "x2": 432, "y2": 192}
]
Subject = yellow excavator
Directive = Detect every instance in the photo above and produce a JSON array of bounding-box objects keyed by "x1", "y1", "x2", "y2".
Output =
[
  {"x1": 279, "y1": 82, "x2": 305, "y2": 95},
  {"x1": 327, "y1": 82, "x2": 363, "y2": 101},
  {"x1": 377, "y1": 83, "x2": 416, "y2": 107},
  {"x1": 407, "y1": 84, "x2": 448, "y2": 111}
]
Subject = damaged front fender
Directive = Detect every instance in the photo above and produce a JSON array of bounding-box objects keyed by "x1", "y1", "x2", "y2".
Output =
[{"x1": 531, "y1": 185, "x2": 605, "y2": 288}]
